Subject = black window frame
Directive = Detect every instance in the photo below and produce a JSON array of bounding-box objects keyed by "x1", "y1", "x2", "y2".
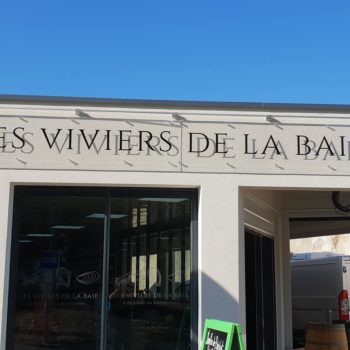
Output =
[{"x1": 7, "y1": 185, "x2": 198, "y2": 350}]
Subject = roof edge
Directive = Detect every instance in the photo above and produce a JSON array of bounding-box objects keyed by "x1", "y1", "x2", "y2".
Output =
[{"x1": 1, "y1": 94, "x2": 350, "y2": 113}]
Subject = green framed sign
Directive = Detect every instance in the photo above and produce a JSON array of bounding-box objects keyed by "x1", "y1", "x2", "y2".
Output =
[{"x1": 201, "y1": 319, "x2": 245, "y2": 350}]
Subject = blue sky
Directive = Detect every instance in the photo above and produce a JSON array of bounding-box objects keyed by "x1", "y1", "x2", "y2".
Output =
[{"x1": 1, "y1": 1, "x2": 350, "y2": 104}]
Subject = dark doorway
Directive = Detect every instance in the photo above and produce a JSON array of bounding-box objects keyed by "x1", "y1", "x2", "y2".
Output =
[{"x1": 245, "y1": 231, "x2": 276, "y2": 350}]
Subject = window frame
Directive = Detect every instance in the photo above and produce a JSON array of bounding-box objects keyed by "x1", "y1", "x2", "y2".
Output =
[{"x1": 7, "y1": 186, "x2": 198, "y2": 350}]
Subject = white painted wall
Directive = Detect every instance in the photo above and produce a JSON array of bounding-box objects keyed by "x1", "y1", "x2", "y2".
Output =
[
  {"x1": 0, "y1": 170, "x2": 245, "y2": 350},
  {"x1": 4, "y1": 170, "x2": 350, "y2": 349}
]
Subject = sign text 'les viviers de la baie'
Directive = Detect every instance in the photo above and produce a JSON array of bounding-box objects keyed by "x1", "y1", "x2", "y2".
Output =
[{"x1": 1, "y1": 117, "x2": 350, "y2": 174}]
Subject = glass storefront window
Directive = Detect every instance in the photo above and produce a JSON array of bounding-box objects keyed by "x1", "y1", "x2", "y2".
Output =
[
  {"x1": 8, "y1": 187, "x2": 196, "y2": 350},
  {"x1": 107, "y1": 196, "x2": 192, "y2": 350}
]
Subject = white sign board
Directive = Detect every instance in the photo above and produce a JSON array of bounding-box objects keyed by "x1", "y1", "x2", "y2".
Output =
[{"x1": 1, "y1": 116, "x2": 350, "y2": 175}]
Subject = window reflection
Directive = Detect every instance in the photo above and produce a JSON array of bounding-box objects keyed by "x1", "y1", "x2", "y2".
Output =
[
  {"x1": 13, "y1": 192, "x2": 104, "y2": 350},
  {"x1": 11, "y1": 189, "x2": 193, "y2": 350},
  {"x1": 107, "y1": 197, "x2": 191, "y2": 350}
]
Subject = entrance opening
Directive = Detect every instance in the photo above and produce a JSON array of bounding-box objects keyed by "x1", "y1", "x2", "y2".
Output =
[
  {"x1": 290, "y1": 208, "x2": 350, "y2": 347},
  {"x1": 243, "y1": 188, "x2": 350, "y2": 349},
  {"x1": 245, "y1": 230, "x2": 276, "y2": 350},
  {"x1": 8, "y1": 187, "x2": 197, "y2": 350}
]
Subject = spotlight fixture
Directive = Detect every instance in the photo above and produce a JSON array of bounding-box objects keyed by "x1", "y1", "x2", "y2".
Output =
[
  {"x1": 266, "y1": 115, "x2": 281, "y2": 124},
  {"x1": 265, "y1": 115, "x2": 280, "y2": 124},
  {"x1": 172, "y1": 113, "x2": 187, "y2": 122},
  {"x1": 75, "y1": 109, "x2": 92, "y2": 118}
]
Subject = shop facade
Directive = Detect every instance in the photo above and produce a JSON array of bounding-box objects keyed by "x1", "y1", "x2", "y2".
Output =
[{"x1": 2, "y1": 96, "x2": 350, "y2": 350}]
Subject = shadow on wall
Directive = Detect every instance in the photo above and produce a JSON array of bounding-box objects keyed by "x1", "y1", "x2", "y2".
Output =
[{"x1": 197, "y1": 271, "x2": 240, "y2": 339}]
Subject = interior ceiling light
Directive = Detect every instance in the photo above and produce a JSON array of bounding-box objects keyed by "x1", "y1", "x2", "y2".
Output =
[
  {"x1": 51, "y1": 225, "x2": 85, "y2": 230},
  {"x1": 26, "y1": 233, "x2": 54, "y2": 237},
  {"x1": 86, "y1": 213, "x2": 127, "y2": 219},
  {"x1": 139, "y1": 197, "x2": 188, "y2": 203},
  {"x1": 19, "y1": 239, "x2": 32, "y2": 243}
]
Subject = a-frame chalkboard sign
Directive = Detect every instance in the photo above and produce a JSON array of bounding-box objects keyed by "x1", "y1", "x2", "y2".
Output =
[{"x1": 201, "y1": 319, "x2": 245, "y2": 350}]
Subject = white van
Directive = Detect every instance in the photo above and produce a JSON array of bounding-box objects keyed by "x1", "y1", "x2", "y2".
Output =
[{"x1": 291, "y1": 254, "x2": 350, "y2": 345}]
